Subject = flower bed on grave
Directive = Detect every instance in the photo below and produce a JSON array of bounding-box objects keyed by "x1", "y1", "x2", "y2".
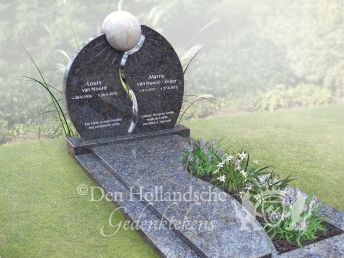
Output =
[{"x1": 182, "y1": 138, "x2": 343, "y2": 254}]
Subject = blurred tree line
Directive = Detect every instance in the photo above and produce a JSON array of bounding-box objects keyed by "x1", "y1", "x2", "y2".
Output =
[{"x1": 0, "y1": 0, "x2": 343, "y2": 141}]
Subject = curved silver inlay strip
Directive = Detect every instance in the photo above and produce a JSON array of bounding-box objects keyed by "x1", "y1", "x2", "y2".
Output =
[
  {"x1": 127, "y1": 90, "x2": 138, "y2": 133},
  {"x1": 119, "y1": 35, "x2": 145, "y2": 134}
]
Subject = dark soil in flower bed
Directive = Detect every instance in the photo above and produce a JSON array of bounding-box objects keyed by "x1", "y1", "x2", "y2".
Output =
[
  {"x1": 256, "y1": 218, "x2": 343, "y2": 254},
  {"x1": 197, "y1": 175, "x2": 344, "y2": 255}
]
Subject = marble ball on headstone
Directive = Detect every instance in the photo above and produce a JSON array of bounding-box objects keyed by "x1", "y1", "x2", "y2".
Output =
[{"x1": 101, "y1": 11, "x2": 142, "y2": 52}]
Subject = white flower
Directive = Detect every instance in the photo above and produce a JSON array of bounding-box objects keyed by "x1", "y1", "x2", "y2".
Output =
[
  {"x1": 254, "y1": 194, "x2": 262, "y2": 202},
  {"x1": 239, "y1": 191, "x2": 245, "y2": 197},
  {"x1": 235, "y1": 165, "x2": 241, "y2": 171},
  {"x1": 217, "y1": 162, "x2": 224, "y2": 168},
  {"x1": 253, "y1": 160, "x2": 259, "y2": 165},
  {"x1": 213, "y1": 169, "x2": 219, "y2": 174},
  {"x1": 245, "y1": 183, "x2": 252, "y2": 191},
  {"x1": 234, "y1": 159, "x2": 241, "y2": 166},
  {"x1": 217, "y1": 175, "x2": 226, "y2": 182},
  {"x1": 258, "y1": 175, "x2": 268, "y2": 184},
  {"x1": 239, "y1": 151, "x2": 247, "y2": 160},
  {"x1": 223, "y1": 154, "x2": 234, "y2": 164},
  {"x1": 240, "y1": 170, "x2": 247, "y2": 178},
  {"x1": 268, "y1": 211, "x2": 281, "y2": 221}
]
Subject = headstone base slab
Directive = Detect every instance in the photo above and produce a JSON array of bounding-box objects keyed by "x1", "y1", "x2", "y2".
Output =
[{"x1": 68, "y1": 126, "x2": 344, "y2": 257}]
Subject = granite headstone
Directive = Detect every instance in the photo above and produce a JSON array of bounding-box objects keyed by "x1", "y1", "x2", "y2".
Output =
[{"x1": 64, "y1": 25, "x2": 184, "y2": 140}]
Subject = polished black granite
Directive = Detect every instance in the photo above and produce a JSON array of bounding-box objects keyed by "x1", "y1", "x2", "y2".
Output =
[
  {"x1": 64, "y1": 26, "x2": 184, "y2": 141},
  {"x1": 124, "y1": 26, "x2": 184, "y2": 133},
  {"x1": 67, "y1": 124, "x2": 190, "y2": 155},
  {"x1": 64, "y1": 33, "x2": 132, "y2": 140}
]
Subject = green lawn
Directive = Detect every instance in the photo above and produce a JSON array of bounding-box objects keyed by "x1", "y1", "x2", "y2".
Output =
[
  {"x1": 186, "y1": 104, "x2": 344, "y2": 211},
  {"x1": 0, "y1": 104, "x2": 343, "y2": 257},
  {"x1": 0, "y1": 140, "x2": 158, "y2": 257}
]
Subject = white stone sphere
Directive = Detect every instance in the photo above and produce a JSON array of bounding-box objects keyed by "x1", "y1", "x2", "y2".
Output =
[{"x1": 101, "y1": 11, "x2": 142, "y2": 52}]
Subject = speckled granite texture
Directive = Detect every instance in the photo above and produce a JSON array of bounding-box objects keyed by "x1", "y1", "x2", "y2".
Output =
[
  {"x1": 76, "y1": 153, "x2": 198, "y2": 258},
  {"x1": 69, "y1": 131, "x2": 344, "y2": 258},
  {"x1": 92, "y1": 134, "x2": 272, "y2": 258}
]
